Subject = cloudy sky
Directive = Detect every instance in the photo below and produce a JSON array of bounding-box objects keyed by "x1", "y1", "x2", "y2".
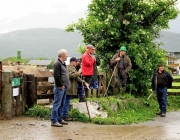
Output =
[{"x1": 0, "y1": 0, "x2": 179, "y2": 33}]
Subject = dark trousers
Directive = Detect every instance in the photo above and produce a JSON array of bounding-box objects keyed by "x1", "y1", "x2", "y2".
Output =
[{"x1": 157, "y1": 87, "x2": 167, "y2": 113}]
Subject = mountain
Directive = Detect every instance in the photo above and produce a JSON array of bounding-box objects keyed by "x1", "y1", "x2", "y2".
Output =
[
  {"x1": 156, "y1": 31, "x2": 180, "y2": 52},
  {"x1": 0, "y1": 28, "x2": 83, "y2": 59}
]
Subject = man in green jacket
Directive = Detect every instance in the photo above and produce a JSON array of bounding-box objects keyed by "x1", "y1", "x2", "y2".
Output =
[{"x1": 110, "y1": 46, "x2": 132, "y2": 99}]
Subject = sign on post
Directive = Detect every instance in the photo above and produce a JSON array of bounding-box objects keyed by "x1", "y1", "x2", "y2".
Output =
[{"x1": 12, "y1": 77, "x2": 20, "y2": 87}]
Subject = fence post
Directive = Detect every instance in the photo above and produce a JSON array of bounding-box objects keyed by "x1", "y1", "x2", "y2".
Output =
[
  {"x1": 22, "y1": 74, "x2": 27, "y2": 113},
  {"x1": 2, "y1": 71, "x2": 13, "y2": 119},
  {"x1": 26, "y1": 74, "x2": 36, "y2": 108}
]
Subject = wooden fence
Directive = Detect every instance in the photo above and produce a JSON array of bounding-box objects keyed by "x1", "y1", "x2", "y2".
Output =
[
  {"x1": 168, "y1": 78, "x2": 180, "y2": 95},
  {"x1": 0, "y1": 71, "x2": 106, "y2": 119}
]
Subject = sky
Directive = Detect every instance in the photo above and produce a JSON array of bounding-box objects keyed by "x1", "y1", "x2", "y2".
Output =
[{"x1": 0, "y1": 0, "x2": 179, "y2": 33}]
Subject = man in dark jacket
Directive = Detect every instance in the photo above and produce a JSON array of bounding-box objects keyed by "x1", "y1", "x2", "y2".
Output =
[
  {"x1": 110, "y1": 46, "x2": 132, "y2": 99},
  {"x1": 151, "y1": 62, "x2": 173, "y2": 117},
  {"x1": 51, "y1": 49, "x2": 69, "y2": 127}
]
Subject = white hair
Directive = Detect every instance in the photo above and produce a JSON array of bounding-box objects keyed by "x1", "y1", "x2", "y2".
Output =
[{"x1": 58, "y1": 49, "x2": 67, "y2": 57}]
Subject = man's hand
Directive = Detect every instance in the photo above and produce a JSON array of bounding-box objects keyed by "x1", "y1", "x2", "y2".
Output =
[
  {"x1": 92, "y1": 55, "x2": 96, "y2": 61},
  {"x1": 115, "y1": 57, "x2": 120, "y2": 62},
  {"x1": 78, "y1": 68, "x2": 82, "y2": 73},
  {"x1": 85, "y1": 82, "x2": 90, "y2": 90},
  {"x1": 59, "y1": 86, "x2": 65, "y2": 89}
]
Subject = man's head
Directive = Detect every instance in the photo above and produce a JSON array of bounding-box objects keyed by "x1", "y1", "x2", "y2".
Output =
[
  {"x1": 119, "y1": 46, "x2": 127, "y2": 56},
  {"x1": 157, "y1": 62, "x2": 164, "y2": 72},
  {"x1": 70, "y1": 57, "x2": 78, "y2": 67},
  {"x1": 86, "y1": 44, "x2": 96, "y2": 54},
  {"x1": 58, "y1": 49, "x2": 68, "y2": 62}
]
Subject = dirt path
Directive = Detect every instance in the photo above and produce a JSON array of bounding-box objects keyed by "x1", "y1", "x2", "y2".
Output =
[{"x1": 1, "y1": 111, "x2": 180, "y2": 140}]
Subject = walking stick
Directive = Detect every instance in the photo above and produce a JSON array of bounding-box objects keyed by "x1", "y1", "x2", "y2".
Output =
[
  {"x1": 81, "y1": 75, "x2": 92, "y2": 122},
  {"x1": 103, "y1": 63, "x2": 118, "y2": 97}
]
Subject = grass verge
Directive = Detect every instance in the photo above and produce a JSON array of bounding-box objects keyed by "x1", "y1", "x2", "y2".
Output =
[{"x1": 25, "y1": 94, "x2": 180, "y2": 125}]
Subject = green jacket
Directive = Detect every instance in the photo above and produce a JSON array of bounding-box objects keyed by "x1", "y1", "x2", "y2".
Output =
[
  {"x1": 67, "y1": 65, "x2": 85, "y2": 95},
  {"x1": 110, "y1": 52, "x2": 132, "y2": 77}
]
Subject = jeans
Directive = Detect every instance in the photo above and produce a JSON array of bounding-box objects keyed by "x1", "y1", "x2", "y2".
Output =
[
  {"x1": 51, "y1": 86, "x2": 67, "y2": 123},
  {"x1": 157, "y1": 87, "x2": 167, "y2": 113},
  {"x1": 62, "y1": 95, "x2": 72, "y2": 118},
  {"x1": 90, "y1": 80, "x2": 99, "y2": 89},
  {"x1": 77, "y1": 83, "x2": 84, "y2": 100}
]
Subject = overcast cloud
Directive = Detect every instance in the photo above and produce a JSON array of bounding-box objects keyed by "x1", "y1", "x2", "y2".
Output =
[{"x1": 0, "y1": 0, "x2": 179, "y2": 33}]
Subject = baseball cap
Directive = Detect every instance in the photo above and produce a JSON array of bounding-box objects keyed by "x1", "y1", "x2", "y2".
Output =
[
  {"x1": 87, "y1": 44, "x2": 96, "y2": 50},
  {"x1": 157, "y1": 62, "x2": 164, "y2": 67},
  {"x1": 70, "y1": 57, "x2": 78, "y2": 62}
]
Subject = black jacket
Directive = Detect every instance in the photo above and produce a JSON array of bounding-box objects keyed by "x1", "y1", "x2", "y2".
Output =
[
  {"x1": 54, "y1": 59, "x2": 69, "y2": 87},
  {"x1": 151, "y1": 70, "x2": 173, "y2": 92}
]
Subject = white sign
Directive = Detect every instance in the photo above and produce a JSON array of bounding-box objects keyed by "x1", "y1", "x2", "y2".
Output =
[{"x1": 13, "y1": 88, "x2": 19, "y2": 96}]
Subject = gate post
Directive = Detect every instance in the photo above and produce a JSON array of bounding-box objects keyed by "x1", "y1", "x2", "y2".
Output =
[
  {"x1": 2, "y1": 71, "x2": 13, "y2": 120},
  {"x1": 26, "y1": 74, "x2": 36, "y2": 108}
]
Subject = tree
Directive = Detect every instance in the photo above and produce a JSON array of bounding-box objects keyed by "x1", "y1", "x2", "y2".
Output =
[
  {"x1": 17, "y1": 50, "x2": 21, "y2": 59},
  {"x1": 66, "y1": 0, "x2": 179, "y2": 95}
]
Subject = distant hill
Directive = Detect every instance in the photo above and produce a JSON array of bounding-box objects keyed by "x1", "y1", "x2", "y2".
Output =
[
  {"x1": 155, "y1": 30, "x2": 180, "y2": 52},
  {"x1": 0, "y1": 28, "x2": 179, "y2": 60},
  {"x1": 0, "y1": 28, "x2": 83, "y2": 59}
]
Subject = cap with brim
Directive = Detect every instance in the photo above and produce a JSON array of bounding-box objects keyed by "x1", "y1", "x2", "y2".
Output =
[
  {"x1": 157, "y1": 62, "x2": 164, "y2": 67},
  {"x1": 120, "y1": 46, "x2": 127, "y2": 51},
  {"x1": 87, "y1": 45, "x2": 96, "y2": 50},
  {"x1": 70, "y1": 57, "x2": 78, "y2": 62}
]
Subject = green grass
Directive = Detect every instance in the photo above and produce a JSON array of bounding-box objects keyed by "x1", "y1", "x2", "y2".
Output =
[{"x1": 25, "y1": 94, "x2": 180, "y2": 125}]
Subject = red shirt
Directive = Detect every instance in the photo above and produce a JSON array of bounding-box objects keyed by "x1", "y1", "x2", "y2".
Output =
[{"x1": 82, "y1": 51, "x2": 95, "y2": 76}]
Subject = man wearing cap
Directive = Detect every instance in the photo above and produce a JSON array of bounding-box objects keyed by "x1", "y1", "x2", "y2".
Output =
[
  {"x1": 62, "y1": 57, "x2": 89, "y2": 121},
  {"x1": 81, "y1": 44, "x2": 96, "y2": 86},
  {"x1": 110, "y1": 46, "x2": 132, "y2": 99},
  {"x1": 151, "y1": 62, "x2": 173, "y2": 117}
]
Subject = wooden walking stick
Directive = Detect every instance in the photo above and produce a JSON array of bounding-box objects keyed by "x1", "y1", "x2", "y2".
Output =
[
  {"x1": 81, "y1": 75, "x2": 92, "y2": 122},
  {"x1": 103, "y1": 63, "x2": 118, "y2": 97}
]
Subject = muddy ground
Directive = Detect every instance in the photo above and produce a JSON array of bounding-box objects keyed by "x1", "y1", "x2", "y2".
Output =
[{"x1": 0, "y1": 111, "x2": 180, "y2": 140}]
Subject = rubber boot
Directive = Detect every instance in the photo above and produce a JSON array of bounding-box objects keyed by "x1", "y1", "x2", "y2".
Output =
[
  {"x1": 92, "y1": 89, "x2": 97, "y2": 98},
  {"x1": 85, "y1": 90, "x2": 92, "y2": 98},
  {"x1": 120, "y1": 87, "x2": 126, "y2": 99},
  {"x1": 113, "y1": 87, "x2": 119, "y2": 96}
]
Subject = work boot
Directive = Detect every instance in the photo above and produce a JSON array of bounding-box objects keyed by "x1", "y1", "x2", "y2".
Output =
[
  {"x1": 161, "y1": 113, "x2": 166, "y2": 117},
  {"x1": 156, "y1": 111, "x2": 162, "y2": 115},
  {"x1": 113, "y1": 87, "x2": 119, "y2": 96},
  {"x1": 120, "y1": 87, "x2": 126, "y2": 99}
]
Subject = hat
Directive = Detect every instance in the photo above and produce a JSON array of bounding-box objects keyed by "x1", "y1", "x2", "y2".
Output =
[
  {"x1": 157, "y1": 62, "x2": 164, "y2": 67},
  {"x1": 120, "y1": 46, "x2": 127, "y2": 51},
  {"x1": 70, "y1": 57, "x2": 78, "y2": 62},
  {"x1": 87, "y1": 44, "x2": 96, "y2": 50}
]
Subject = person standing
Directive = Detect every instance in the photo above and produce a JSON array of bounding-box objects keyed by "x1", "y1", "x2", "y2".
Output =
[
  {"x1": 76, "y1": 57, "x2": 86, "y2": 102},
  {"x1": 81, "y1": 44, "x2": 96, "y2": 86},
  {"x1": 110, "y1": 46, "x2": 132, "y2": 99},
  {"x1": 151, "y1": 62, "x2": 173, "y2": 117},
  {"x1": 62, "y1": 57, "x2": 89, "y2": 120},
  {"x1": 90, "y1": 49, "x2": 100, "y2": 96},
  {"x1": 51, "y1": 49, "x2": 69, "y2": 127}
]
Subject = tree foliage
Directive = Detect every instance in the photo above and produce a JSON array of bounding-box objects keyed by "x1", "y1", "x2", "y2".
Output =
[
  {"x1": 66, "y1": 0, "x2": 179, "y2": 94},
  {"x1": 17, "y1": 50, "x2": 21, "y2": 60}
]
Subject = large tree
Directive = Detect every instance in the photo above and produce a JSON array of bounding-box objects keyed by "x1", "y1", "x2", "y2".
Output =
[{"x1": 66, "y1": 0, "x2": 179, "y2": 94}]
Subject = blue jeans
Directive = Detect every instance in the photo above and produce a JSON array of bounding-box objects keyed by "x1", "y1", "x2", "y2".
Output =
[
  {"x1": 157, "y1": 87, "x2": 167, "y2": 113},
  {"x1": 90, "y1": 80, "x2": 99, "y2": 89},
  {"x1": 51, "y1": 86, "x2": 67, "y2": 123},
  {"x1": 77, "y1": 83, "x2": 84, "y2": 99},
  {"x1": 62, "y1": 95, "x2": 71, "y2": 118}
]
